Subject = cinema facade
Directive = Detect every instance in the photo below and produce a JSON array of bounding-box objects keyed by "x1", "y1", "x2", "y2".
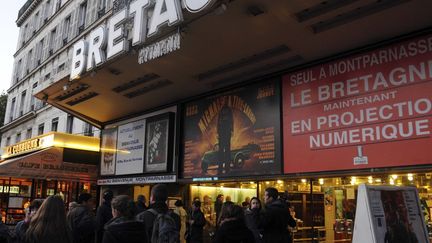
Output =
[{"x1": 28, "y1": 0, "x2": 432, "y2": 242}]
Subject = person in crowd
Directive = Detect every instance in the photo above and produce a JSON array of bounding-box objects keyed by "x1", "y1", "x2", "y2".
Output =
[
  {"x1": 173, "y1": 200, "x2": 187, "y2": 243},
  {"x1": 188, "y1": 201, "x2": 206, "y2": 243},
  {"x1": 259, "y1": 187, "x2": 296, "y2": 243},
  {"x1": 135, "y1": 195, "x2": 148, "y2": 214},
  {"x1": 96, "y1": 190, "x2": 114, "y2": 243},
  {"x1": 244, "y1": 197, "x2": 263, "y2": 243},
  {"x1": 225, "y1": 196, "x2": 232, "y2": 203},
  {"x1": 67, "y1": 193, "x2": 96, "y2": 243},
  {"x1": 136, "y1": 184, "x2": 180, "y2": 241},
  {"x1": 68, "y1": 201, "x2": 78, "y2": 211},
  {"x1": 241, "y1": 197, "x2": 251, "y2": 209},
  {"x1": 214, "y1": 204, "x2": 254, "y2": 243},
  {"x1": 214, "y1": 194, "x2": 224, "y2": 228},
  {"x1": 102, "y1": 195, "x2": 148, "y2": 243},
  {"x1": 15, "y1": 199, "x2": 44, "y2": 243},
  {"x1": 0, "y1": 209, "x2": 12, "y2": 243},
  {"x1": 25, "y1": 195, "x2": 72, "y2": 243}
]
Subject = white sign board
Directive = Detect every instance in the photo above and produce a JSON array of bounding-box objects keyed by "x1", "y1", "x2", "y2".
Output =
[
  {"x1": 353, "y1": 184, "x2": 429, "y2": 243},
  {"x1": 116, "y1": 120, "x2": 146, "y2": 175},
  {"x1": 97, "y1": 174, "x2": 176, "y2": 185}
]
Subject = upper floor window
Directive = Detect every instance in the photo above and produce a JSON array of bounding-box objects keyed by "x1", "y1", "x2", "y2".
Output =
[
  {"x1": 34, "y1": 11, "x2": 40, "y2": 33},
  {"x1": 84, "y1": 123, "x2": 93, "y2": 136},
  {"x1": 16, "y1": 133, "x2": 21, "y2": 143},
  {"x1": 30, "y1": 82, "x2": 37, "y2": 110},
  {"x1": 66, "y1": 114, "x2": 74, "y2": 133},
  {"x1": 36, "y1": 38, "x2": 44, "y2": 65},
  {"x1": 38, "y1": 123, "x2": 45, "y2": 135},
  {"x1": 49, "y1": 27, "x2": 57, "y2": 54},
  {"x1": 19, "y1": 90, "x2": 27, "y2": 116},
  {"x1": 26, "y1": 49, "x2": 33, "y2": 73},
  {"x1": 78, "y1": 1, "x2": 87, "y2": 33},
  {"x1": 6, "y1": 137, "x2": 11, "y2": 147},
  {"x1": 22, "y1": 24, "x2": 28, "y2": 45},
  {"x1": 51, "y1": 117, "x2": 59, "y2": 132},
  {"x1": 62, "y1": 15, "x2": 71, "y2": 45},
  {"x1": 15, "y1": 59, "x2": 22, "y2": 82},
  {"x1": 26, "y1": 127, "x2": 33, "y2": 139},
  {"x1": 44, "y1": 0, "x2": 52, "y2": 22},
  {"x1": 9, "y1": 97, "x2": 16, "y2": 122}
]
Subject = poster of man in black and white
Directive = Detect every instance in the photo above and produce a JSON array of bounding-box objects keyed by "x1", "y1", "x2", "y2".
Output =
[{"x1": 145, "y1": 114, "x2": 173, "y2": 172}]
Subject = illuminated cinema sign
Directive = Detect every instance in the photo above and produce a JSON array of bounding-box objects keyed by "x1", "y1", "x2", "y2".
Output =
[{"x1": 70, "y1": 0, "x2": 216, "y2": 80}]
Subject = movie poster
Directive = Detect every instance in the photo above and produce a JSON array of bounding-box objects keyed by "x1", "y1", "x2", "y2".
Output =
[
  {"x1": 354, "y1": 185, "x2": 429, "y2": 243},
  {"x1": 145, "y1": 113, "x2": 172, "y2": 172},
  {"x1": 100, "y1": 128, "x2": 117, "y2": 175},
  {"x1": 182, "y1": 80, "x2": 281, "y2": 178}
]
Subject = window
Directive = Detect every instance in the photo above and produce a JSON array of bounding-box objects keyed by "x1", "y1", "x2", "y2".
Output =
[
  {"x1": 78, "y1": 1, "x2": 87, "y2": 33},
  {"x1": 49, "y1": 28, "x2": 56, "y2": 54},
  {"x1": 98, "y1": 0, "x2": 106, "y2": 17},
  {"x1": 26, "y1": 128, "x2": 32, "y2": 139},
  {"x1": 16, "y1": 133, "x2": 21, "y2": 143},
  {"x1": 44, "y1": 0, "x2": 52, "y2": 22},
  {"x1": 34, "y1": 11, "x2": 40, "y2": 32},
  {"x1": 22, "y1": 24, "x2": 28, "y2": 45},
  {"x1": 26, "y1": 49, "x2": 33, "y2": 73},
  {"x1": 19, "y1": 91, "x2": 26, "y2": 116},
  {"x1": 6, "y1": 137, "x2": 11, "y2": 146},
  {"x1": 66, "y1": 114, "x2": 74, "y2": 133},
  {"x1": 84, "y1": 123, "x2": 93, "y2": 136},
  {"x1": 36, "y1": 38, "x2": 44, "y2": 65},
  {"x1": 30, "y1": 82, "x2": 37, "y2": 110},
  {"x1": 62, "y1": 15, "x2": 71, "y2": 44},
  {"x1": 9, "y1": 97, "x2": 16, "y2": 122},
  {"x1": 38, "y1": 123, "x2": 44, "y2": 135},
  {"x1": 51, "y1": 117, "x2": 59, "y2": 132},
  {"x1": 16, "y1": 59, "x2": 22, "y2": 82},
  {"x1": 58, "y1": 63, "x2": 65, "y2": 73}
]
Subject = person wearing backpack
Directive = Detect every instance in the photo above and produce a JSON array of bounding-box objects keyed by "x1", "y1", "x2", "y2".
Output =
[{"x1": 136, "y1": 184, "x2": 180, "y2": 243}]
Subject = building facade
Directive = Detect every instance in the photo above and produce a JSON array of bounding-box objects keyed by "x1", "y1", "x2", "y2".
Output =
[
  {"x1": 3, "y1": 0, "x2": 432, "y2": 241},
  {"x1": 0, "y1": 0, "x2": 109, "y2": 224}
]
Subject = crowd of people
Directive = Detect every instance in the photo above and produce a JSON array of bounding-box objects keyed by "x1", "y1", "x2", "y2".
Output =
[{"x1": 0, "y1": 185, "x2": 296, "y2": 243}]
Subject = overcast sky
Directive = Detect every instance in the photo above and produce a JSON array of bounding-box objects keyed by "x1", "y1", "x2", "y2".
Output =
[{"x1": 0, "y1": 1, "x2": 27, "y2": 94}]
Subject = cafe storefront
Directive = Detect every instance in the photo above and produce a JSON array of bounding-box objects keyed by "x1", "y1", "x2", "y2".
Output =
[{"x1": 0, "y1": 132, "x2": 99, "y2": 224}]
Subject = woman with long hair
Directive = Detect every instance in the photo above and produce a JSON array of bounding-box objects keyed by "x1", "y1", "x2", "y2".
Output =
[
  {"x1": 25, "y1": 195, "x2": 72, "y2": 243},
  {"x1": 214, "y1": 203, "x2": 254, "y2": 243},
  {"x1": 244, "y1": 197, "x2": 263, "y2": 243}
]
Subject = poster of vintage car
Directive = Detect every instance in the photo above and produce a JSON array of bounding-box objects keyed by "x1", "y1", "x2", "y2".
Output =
[
  {"x1": 182, "y1": 79, "x2": 281, "y2": 178},
  {"x1": 145, "y1": 113, "x2": 173, "y2": 172},
  {"x1": 100, "y1": 128, "x2": 117, "y2": 175}
]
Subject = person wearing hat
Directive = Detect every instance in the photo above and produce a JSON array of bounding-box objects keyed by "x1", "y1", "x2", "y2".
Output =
[{"x1": 96, "y1": 190, "x2": 114, "y2": 243}]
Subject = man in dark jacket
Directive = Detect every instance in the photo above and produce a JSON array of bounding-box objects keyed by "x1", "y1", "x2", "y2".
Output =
[
  {"x1": 136, "y1": 184, "x2": 180, "y2": 240},
  {"x1": 96, "y1": 190, "x2": 114, "y2": 243},
  {"x1": 260, "y1": 187, "x2": 296, "y2": 243},
  {"x1": 102, "y1": 195, "x2": 148, "y2": 243},
  {"x1": 67, "y1": 193, "x2": 96, "y2": 243},
  {"x1": 135, "y1": 194, "x2": 148, "y2": 214}
]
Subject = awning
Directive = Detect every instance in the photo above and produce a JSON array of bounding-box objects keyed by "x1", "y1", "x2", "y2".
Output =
[{"x1": 0, "y1": 147, "x2": 98, "y2": 182}]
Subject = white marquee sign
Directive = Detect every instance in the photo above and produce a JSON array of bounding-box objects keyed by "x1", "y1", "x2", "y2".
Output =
[{"x1": 71, "y1": 0, "x2": 216, "y2": 80}]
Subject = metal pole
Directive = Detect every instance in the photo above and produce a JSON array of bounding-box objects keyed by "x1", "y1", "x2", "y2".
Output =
[{"x1": 310, "y1": 178, "x2": 315, "y2": 243}]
